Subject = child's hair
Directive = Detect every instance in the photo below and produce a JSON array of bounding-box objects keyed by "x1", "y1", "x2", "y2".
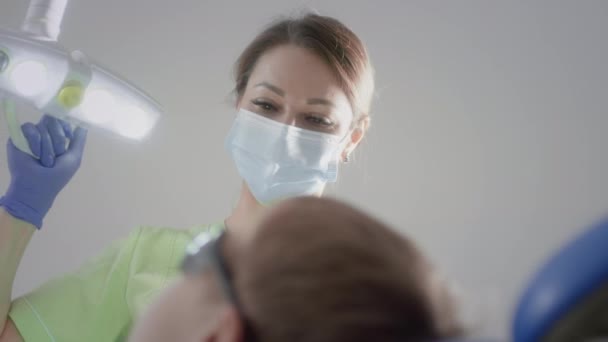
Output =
[{"x1": 229, "y1": 197, "x2": 464, "y2": 342}]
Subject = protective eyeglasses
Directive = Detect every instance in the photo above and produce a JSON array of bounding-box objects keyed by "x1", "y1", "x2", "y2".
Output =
[
  {"x1": 181, "y1": 229, "x2": 239, "y2": 305},
  {"x1": 181, "y1": 229, "x2": 259, "y2": 340}
]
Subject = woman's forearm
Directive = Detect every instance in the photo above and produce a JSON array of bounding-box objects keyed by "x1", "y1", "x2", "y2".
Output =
[{"x1": 0, "y1": 208, "x2": 35, "y2": 332}]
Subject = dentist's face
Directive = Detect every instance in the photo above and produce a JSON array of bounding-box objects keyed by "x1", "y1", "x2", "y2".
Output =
[{"x1": 238, "y1": 44, "x2": 355, "y2": 138}]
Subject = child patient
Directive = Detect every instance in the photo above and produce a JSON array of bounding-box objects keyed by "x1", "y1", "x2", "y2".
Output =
[{"x1": 129, "y1": 197, "x2": 464, "y2": 342}]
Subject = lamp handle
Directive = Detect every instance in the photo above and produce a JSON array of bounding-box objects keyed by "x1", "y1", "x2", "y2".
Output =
[{"x1": 21, "y1": 0, "x2": 68, "y2": 41}]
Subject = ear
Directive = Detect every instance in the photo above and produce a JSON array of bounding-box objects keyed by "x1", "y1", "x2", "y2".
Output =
[
  {"x1": 206, "y1": 306, "x2": 244, "y2": 342},
  {"x1": 341, "y1": 115, "x2": 370, "y2": 162}
]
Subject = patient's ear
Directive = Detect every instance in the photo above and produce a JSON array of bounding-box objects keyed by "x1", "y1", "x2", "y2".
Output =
[{"x1": 206, "y1": 306, "x2": 243, "y2": 342}]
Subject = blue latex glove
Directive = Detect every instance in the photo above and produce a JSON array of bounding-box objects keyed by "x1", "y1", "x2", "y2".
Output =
[{"x1": 0, "y1": 115, "x2": 87, "y2": 229}]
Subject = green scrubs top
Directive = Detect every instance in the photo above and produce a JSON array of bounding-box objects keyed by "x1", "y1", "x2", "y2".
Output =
[{"x1": 9, "y1": 223, "x2": 224, "y2": 342}]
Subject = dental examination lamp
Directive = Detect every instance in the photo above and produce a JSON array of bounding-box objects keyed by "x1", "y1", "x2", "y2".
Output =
[{"x1": 0, "y1": 0, "x2": 163, "y2": 157}]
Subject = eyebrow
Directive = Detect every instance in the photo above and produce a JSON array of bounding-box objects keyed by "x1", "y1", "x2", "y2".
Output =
[
  {"x1": 307, "y1": 98, "x2": 335, "y2": 107},
  {"x1": 255, "y1": 81, "x2": 335, "y2": 107},
  {"x1": 255, "y1": 82, "x2": 285, "y2": 97}
]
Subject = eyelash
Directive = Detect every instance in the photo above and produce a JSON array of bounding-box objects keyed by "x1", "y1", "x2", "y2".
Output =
[
  {"x1": 306, "y1": 116, "x2": 334, "y2": 127},
  {"x1": 251, "y1": 99, "x2": 277, "y2": 113},
  {"x1": 251, "y1": 99, "x2": 335, "y2": 128}
]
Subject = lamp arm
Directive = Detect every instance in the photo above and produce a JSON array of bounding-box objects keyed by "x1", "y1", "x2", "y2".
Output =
[{"x1": 21, "y1": 0, "x2": 69, "y2": 42}]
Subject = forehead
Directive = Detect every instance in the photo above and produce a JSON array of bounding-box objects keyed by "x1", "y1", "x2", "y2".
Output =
[{"x1": 246, "y1": 45, "x2": 352, "y2": 108}]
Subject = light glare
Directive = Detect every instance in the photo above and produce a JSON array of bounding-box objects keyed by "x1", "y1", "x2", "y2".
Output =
[
  {"x1": 115, "y1": 105, "x2": 155, "y2": 140},
  {"x1": 10, "y1": 60, "x2": 48, "y2": 97},
  {"x1": 80, "y1": 89, "x2": 116, "y2": 125}
]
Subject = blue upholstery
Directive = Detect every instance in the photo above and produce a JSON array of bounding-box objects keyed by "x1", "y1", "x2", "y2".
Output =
[{"x1": 513, "y1": 217, "x2": 608, "y2": 341}]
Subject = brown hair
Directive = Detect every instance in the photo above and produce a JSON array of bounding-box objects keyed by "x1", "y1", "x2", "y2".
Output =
[
  {"x1": 229, "y1": 197, "x2": 464, "y2": 342},
  {"x1": 234, "y1": 13, "x2": 375, "y2": 125}
]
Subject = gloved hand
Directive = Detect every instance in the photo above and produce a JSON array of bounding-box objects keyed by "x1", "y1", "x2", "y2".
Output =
[{"x1": 0, "y1": 115, "x2": 87, "y2": 229}]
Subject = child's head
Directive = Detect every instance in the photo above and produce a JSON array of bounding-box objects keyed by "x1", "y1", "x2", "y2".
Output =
[{"x1": 129, "y1": 197, "x2": 463, "y2": 342}]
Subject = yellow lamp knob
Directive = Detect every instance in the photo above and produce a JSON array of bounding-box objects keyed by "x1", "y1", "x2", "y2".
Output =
[{"x1": 58, "y1": 81, "x2": 84, "y2": 108}]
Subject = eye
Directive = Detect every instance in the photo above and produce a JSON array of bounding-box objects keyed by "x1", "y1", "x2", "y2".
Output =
[
  {"x1": 251, "y1": 99, "x2": 278, "y2": 113},
  {"x1": 306, "y1": 115, "x2": 334, "y2": 127}
]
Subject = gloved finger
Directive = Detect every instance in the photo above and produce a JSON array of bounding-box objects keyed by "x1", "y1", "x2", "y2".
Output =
[
  {"x1": 67, "y1": 126, "x2": 88, "y2": 157},
  {"x1": 21, "y1": 122, "x2": 42, "y2": 158},
  {"x1": 59, "y1": 119, "x2": 73, "y2": 140},
  {"x1": 43, "y1": 116, "x2": 68, "y2": 156},
  {"x1": 38, "y1": 121, "x2": 55, "y2": 167}
]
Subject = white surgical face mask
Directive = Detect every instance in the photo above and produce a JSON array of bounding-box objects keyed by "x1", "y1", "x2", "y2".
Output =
[{"x1": 225, "y1": 108, "x2": 348, "y2": 204}]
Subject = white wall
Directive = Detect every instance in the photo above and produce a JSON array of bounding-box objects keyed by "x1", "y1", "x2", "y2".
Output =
[{"x1": 1, "y1": 0, "x2": 607, "y2": 338}]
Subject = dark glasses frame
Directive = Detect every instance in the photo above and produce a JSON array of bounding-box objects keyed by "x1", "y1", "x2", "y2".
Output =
[
  {"x1": 181, "y1": 229, "x2": 259, "y2": 340},
  {"x1": 181, "y1": 229, "x2": 240, "y2": 306}
]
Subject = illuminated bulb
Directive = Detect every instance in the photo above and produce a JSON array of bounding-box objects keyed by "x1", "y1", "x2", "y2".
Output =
[
  {"x1": 80, "y1": 88, "x2": 116, "y2": 125},
  {"x1": 115, "y1": 105, "x2": 155, "y2": 140},
  {"x1": 10, "y1": 60, "x2": 47, "y2": 96}
]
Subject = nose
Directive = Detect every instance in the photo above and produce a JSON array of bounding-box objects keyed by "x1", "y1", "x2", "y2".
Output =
[{"x1": 272, "y1": 110, "x2": 297, "y2": 127}]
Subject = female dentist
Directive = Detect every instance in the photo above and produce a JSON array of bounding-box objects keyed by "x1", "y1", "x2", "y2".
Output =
[{"x1": 0, "y1": 13, "x2": 375, "y2": 341}]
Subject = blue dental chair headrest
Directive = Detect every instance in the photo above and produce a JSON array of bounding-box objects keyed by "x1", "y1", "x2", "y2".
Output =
[{"x1": 513, "y1": 217, "x2": 608, "y2": 341}]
